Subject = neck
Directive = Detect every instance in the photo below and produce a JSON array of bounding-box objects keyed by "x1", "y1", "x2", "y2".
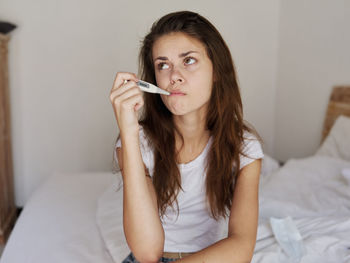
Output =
[{"x1": 173, "y1": 112, "x2": 210, "y2": 155}]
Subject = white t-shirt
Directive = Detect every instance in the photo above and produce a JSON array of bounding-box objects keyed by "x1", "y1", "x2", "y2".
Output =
[{"x1": 115, "y1": 127, "x2": 264, "y2": 252}]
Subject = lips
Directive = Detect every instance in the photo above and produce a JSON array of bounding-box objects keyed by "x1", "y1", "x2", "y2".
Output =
[
  {"x1": 170, "y1": 91, "x2": 186, "y2": 96},
  {"x1": 170, "y1": 91, "x2": 185, "y2": 95},
  {"x1": 165, "y1": 84, "x2": 186, "y2": 96},
  {"x1": 168, "y1": 87, "x2": 186, "y2": 96}
]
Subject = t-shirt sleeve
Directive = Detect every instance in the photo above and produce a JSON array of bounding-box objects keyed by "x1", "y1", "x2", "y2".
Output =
[
  {"x1": 113, "y1": 128, "x2": 154, "y2": 176},
  {"x1": 239, "y1": 132, "x2": 264, "y2": 170}
]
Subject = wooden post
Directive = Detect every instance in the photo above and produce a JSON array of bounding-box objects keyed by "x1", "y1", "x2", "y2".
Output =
[
  {"x1": 0, "y1": 33, "x2": 17, "y2": 245},
  {"x1": 321, "y1": 86, "x2": 350, "y2": 142}
]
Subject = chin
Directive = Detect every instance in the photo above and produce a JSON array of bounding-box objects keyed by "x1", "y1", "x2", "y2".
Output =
[
  {"x1": 163, "y1": 102, "x2": 185, "y2": 115},
  {"x1": 166, "y1": 105, "x2": 190, "y2": 115},
  {"x1": 169, "y1": 109, "x2": 187, "y2": 116}
]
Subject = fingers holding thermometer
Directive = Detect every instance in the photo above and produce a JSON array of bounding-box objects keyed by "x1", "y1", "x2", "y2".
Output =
[
  {"x1": 111, "y1": 72, "x2": 138, "y2": 97},
  {"x1": 110, "y1": 72, "x2": 144, "y2": 135}
]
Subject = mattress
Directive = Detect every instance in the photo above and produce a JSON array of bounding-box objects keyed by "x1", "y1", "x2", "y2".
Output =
[{"x1": 0, "y1": 171, "x2": 116, "y2": 263}]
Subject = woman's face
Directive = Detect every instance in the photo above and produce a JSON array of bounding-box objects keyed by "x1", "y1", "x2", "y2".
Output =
[{"x1": 152, "y1": 32, "x2": 214, "y2": 117}]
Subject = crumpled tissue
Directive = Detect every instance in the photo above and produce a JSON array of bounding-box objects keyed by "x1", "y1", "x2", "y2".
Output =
[{"x1": 270, "y1": 216, "x2": 306, "y2": 263}]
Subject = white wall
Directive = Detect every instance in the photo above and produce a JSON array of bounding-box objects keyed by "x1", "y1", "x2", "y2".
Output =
[
  {"x1": 275, "y1": 0, "x2": 350, "y2": 161},
  {"x1": 1, "y1": 0, "x2": 280, "y2": 206}
]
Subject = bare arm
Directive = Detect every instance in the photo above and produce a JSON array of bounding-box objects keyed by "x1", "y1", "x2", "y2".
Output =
[
  {"x1": 177, "y1": 159, "x2": 262, "y2": 263},
  {"x1": 117, "y1": 138, "x2": 164, "y2": 263},
  {"x1": 110, "y1": 72, "x2": 164, "y2": 263}
]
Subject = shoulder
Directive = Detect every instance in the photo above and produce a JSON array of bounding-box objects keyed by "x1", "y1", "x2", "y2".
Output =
[{"x1": 239, "y1": 131, "x2": 264, "y2": 170}]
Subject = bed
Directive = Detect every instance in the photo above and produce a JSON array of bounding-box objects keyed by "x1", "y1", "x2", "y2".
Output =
[
  {"x1": 252, "y1": 86, "x2": 350, "y2": 262},
  {"x1": 1, "y1": 86, "x2": 350, "y2": 263}
]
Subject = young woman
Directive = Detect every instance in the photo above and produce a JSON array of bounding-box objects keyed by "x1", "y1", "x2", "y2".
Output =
[{"x1": 110, "y1": 11, "x2": 263, "y2": 263}]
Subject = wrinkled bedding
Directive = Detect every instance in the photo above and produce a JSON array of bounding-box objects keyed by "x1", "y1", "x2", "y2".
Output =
[{"x1": 252, "y1": 156, "x2": 350, "y2": 262}]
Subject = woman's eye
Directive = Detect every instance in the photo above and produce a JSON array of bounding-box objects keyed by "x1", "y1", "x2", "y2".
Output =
[
  {"x1": 184, "y1": 57, "x2": 196, "y2": 65},
  {"x1": 157, "y1": 63, "x2": 169, "y2": 70}
]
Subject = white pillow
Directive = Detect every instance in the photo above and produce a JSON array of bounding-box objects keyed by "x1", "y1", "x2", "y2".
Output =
[
  {"x1": 96, "y1": 173, "x2": 129, "y2": 263},
  {"x1": 259, "y1": 155, "x2": 350, "y2": 219},
  {"x1": 316, "y1": 115, "x2": 350, "y2": 161}
]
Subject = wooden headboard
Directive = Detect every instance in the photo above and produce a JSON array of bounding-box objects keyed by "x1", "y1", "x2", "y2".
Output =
[{"x1": 321, "y1": 86, "x2": 350, "y2": 142}]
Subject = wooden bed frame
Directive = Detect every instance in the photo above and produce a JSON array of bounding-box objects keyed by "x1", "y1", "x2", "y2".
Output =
[
  {"x1": 0, "y1": 33, "x2": 17, "y2": 245},
  {"x1": 322, "y1": 86, "x2": 350, "y2": 142}
]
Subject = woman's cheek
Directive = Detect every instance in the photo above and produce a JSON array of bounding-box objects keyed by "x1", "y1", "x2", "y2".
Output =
[{"x1": 155, "y1": 72, "x2": 169, "y2": 90}]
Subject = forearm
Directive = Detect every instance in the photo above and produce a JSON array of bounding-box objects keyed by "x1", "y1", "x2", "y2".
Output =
[
  {"x1": 177, "y1": 235, "x2": 255, "y2": 263},
  {"x1": 121, "y1": 134, "x2": 164, "y2": 261}
]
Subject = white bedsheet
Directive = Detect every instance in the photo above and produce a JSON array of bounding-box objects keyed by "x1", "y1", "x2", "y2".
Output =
[
  {"x1": 0, "y1": 172, "x2": 116, "y2": 263},
  {"x1": 253, "y1": 216, "x2": 350, "y2": 262},
  {"x1": 252, "y1": 156, "x2": 350, "y2": 262},
  {"x1": 3, "y1": 156, "x2": 350, "y2": 263}
]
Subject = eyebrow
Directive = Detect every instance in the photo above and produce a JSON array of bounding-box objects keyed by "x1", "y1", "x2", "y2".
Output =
[{"x1": 154, "y1": 51, "x2": 199, "y2": 62}]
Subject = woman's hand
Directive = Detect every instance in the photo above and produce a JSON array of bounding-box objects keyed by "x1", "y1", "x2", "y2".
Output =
[{"x1": 110, "y1": 72, "x2": 143, "y2": 137}]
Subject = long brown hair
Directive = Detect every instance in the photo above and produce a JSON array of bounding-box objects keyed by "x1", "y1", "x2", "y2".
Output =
[{"x1": 138, "y1": 11, "x2": 260, "y2": 220}]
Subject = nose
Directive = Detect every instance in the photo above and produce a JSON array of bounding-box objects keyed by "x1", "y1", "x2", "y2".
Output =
[{"x1": 170, "y1": 67, "x2": 184, "y2": 85}]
